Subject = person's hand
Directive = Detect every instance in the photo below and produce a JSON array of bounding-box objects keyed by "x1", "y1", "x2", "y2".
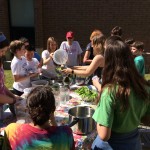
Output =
[
  {"x1": 50, "y1": 53, "x2": 54, "y2": 58},
  {"x1": 92, "y1": 76, "x2": 99, "y2": 86},
  {"x1": 62, "y1": 68, "x2": 72, "y2": 74},
  {"x1": 92, "y1": 76, "x2": 101, "y2": 92},
  {"x1": 14, "y1": 95, "x2": 22, "y2": 101},
  {"x1": 29, "y1": 73, "x2": 39, "y2": 78},
  {"x1": 49, "y1": 112, "x2": 57, "y2": 126}
]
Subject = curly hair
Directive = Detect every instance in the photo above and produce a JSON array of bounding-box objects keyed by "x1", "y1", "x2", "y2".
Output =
[
  {"x1": 27, "y1": 86, "x2": 56, "y2": 126},
  {"x1": 102, "y1": 36, "x2": 150, "y2": 111},
  {"x1": 9, "y1": 40, "x2": 24, "y2": 54}
]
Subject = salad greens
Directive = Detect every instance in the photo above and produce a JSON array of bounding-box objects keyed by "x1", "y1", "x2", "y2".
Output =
[{"x1": 75, "y1": 86, "x2": 98, "y2": 102}]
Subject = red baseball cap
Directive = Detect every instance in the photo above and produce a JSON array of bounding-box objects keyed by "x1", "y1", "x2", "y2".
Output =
[{"x1": 66, "y1": 31, "x2": 74, "y2": 38}]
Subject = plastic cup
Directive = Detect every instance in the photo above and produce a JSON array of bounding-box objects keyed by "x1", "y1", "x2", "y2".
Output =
[{"x1": 59, "y1": 86, "x2": 69, "y2": 105}]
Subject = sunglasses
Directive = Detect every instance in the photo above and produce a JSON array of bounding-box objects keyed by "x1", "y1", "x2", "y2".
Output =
[{"x1": 67, "y1": 37, "x2": 73, "y2": 40}]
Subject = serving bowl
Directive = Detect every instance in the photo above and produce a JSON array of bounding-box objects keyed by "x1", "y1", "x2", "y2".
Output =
[
  {"x1": 23, "y1": 87, "x2": 34, "y2": 96},
  {"x1": 31, "y1": 80, "x2": 49, "y2": 87}
]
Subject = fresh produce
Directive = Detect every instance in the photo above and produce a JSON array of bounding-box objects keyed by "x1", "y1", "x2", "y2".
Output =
[{"x1": 75, "y1": 86, "x2": 98, "y2": 102}]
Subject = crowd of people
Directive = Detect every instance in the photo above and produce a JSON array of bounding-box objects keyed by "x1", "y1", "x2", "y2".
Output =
[{"x1": 0, "y1": 25, "x2": 150, "y2": 150}]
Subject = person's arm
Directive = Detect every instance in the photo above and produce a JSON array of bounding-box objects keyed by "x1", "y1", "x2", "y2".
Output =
[
  {"x1": 92, "y1": 76, "x2": 101, "y2": 92},
  {"x1": 0, "y1": 94, "x2": 15, "y2": 104},
  {"x1": 13, "y1": 73, "x2": 36, "y2": 82},
  {"x1": 4, "y1": 86, "x2": 20, "y2": 99},
  {"x1": 63, "y1": 55, "x2": 104, "y2": 77},
  {"x1": 49, "y1": 113, "x2": 57, "y2": 126},
  {"x1": 38, "y1": 58, "x2": 43, "y2": 68},
  {"x1": 97, "y1": 124, "x2": 111, "y2": 141},
  {"x1": 92, "y1": 88, "x2": 114, "y2": 141},
  {"x1": 73, "y1": 65, "x2": 88, "y2": 70},
  {"x1": 83, "y1": 50, "x2": 92, "y2": 64},
  {"x1": 42, "y1": 53, "x2": 53, "y2": 65}
]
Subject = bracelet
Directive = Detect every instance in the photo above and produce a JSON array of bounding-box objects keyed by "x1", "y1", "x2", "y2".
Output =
[{"x1": 72, "y1": 69, "x2": 74, "y2": 74}]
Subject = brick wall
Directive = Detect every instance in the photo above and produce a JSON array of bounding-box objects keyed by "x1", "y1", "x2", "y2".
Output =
[
  {"x1": 1, "y1": 0, "x2": 150, "y2": 72},
  {"x1": 34, "y1": 0, "x2": 150, "y2": 72},
  {"x1": 34, "y1": 0, "x2": 44, "y2": 48},
  {"x1": 35, "y1": 0, "x2": 150, "y2": 51}
]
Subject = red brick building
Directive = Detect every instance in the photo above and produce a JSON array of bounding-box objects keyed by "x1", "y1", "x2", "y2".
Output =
[{"x1": 0, "y1": 0, "x2": 150, "y2": 72}]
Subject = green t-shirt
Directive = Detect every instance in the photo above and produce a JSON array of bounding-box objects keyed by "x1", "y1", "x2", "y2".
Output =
[
  {"x1": 93, "y1": 87, "x2": 150, "y2": 133},
  {"x1": 134, "y1": 55, "x2": 145, "y2": 76}
]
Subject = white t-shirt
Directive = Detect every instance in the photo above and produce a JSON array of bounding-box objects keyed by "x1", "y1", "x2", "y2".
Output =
[
  {"x1": 26, "y1": 58, "x2": 39, "y2": 74},
  {"x1": 41, "y1": 50, "x2": 57, "y2": 78},
  {"x1": 11, "y1": 56, "x2": 31, "y2": 92},
  {"x1": 60, "y1": 41, "x2": 83, "y2": 67},
  {"x1": 26, "y1": 58, "x2": 39, "y2": 81}
]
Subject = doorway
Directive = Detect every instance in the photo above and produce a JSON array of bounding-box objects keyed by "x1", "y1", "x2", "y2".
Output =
[{"x1": 8, "y1": 0, "x2": 35, "y2": 45}]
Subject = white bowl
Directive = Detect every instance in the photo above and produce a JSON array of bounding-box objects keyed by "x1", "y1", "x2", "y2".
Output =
[
  {"x1": 23, "y1": 87, "x2": 34, "y2": 95},
  {"x1": 31, "y1": 80, "x2": 49, "y2": 87}
]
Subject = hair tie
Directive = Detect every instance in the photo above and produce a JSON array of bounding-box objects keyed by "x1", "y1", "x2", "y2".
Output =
[{"x1": 0, "y1": 33, "x2": 6, "y2": 42}]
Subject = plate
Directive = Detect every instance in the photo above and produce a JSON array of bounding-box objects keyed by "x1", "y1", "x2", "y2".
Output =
[
  {"x1": 23, "y1": 87, "x2": 34, "y2": 95},
  {"x1": 69, "y1": 92, "x2": 82, "y2": 100},
  {"x1": 70, "y1": 84, "x2": 81, "y2": 90}
]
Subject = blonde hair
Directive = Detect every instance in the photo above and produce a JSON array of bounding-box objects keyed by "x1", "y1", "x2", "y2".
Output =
[
  {"x1": 47, "y1": 37, "x2": 58, "y2": 52},
  {"x1": 90, "y1": 29, "x2": 103, "y2": 41}
]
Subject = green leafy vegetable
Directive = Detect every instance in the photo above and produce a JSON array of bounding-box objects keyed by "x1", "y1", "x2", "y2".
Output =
[{"x1": 75, "y1": 86, "x2": 98, "y2": 102}]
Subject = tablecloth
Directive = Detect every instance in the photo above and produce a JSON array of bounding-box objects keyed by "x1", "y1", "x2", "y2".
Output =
[{"x1": 0, "y1": 91, "x2": 98, "y2": 149}]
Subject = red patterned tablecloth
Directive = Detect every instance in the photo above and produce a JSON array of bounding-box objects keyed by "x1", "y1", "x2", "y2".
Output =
[{"x1": 55, "y1": 98, "x2": 97, "y2": 149}]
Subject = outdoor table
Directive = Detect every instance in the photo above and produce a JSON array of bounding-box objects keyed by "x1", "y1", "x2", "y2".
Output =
[
  {"x1": 0, "y1": 90, "x2": 98, "y2": 150},
  {"x1": 54, "y1": 91, "x2": 97, "y2": 149}
]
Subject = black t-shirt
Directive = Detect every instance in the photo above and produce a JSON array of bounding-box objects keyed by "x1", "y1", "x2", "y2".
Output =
[{"x1": 86, "y1": 43, "x2": 94, "y2": 60}]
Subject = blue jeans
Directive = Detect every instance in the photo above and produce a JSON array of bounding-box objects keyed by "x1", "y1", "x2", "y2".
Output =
[
  {"x1": 91, "y1": 129, "x2": 142, "y2": 150},
  {"x1": 91, "y1": 135, "x2": 113, "y2": 150}
]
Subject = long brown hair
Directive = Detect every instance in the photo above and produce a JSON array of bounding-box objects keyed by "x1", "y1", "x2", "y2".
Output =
[
  {"x1": 92, "y1": 35, "x2": 106, "y2": 55},
  {"x1": 47, "y1": 37, "x2": 58, "y2": 52},
  {"x1": 101, "y1": 36, "x2": 150, "y2": 111}
]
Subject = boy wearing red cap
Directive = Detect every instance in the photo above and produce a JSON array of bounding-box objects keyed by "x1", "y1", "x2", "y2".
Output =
[{"x1": 60, "y1": 31, "x2": 83, "y2": 67}]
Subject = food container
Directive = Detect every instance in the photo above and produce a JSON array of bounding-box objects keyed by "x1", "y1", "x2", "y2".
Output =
[
  {"x1": 31, "y1": 80, "x2": 49, "y2": 87},
  {"x1": 68, "y1": 106, "x2": 95, "y2": 135},
  {"x1": 23, "y1": 87, "x2": 34, "y2": 96}
]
